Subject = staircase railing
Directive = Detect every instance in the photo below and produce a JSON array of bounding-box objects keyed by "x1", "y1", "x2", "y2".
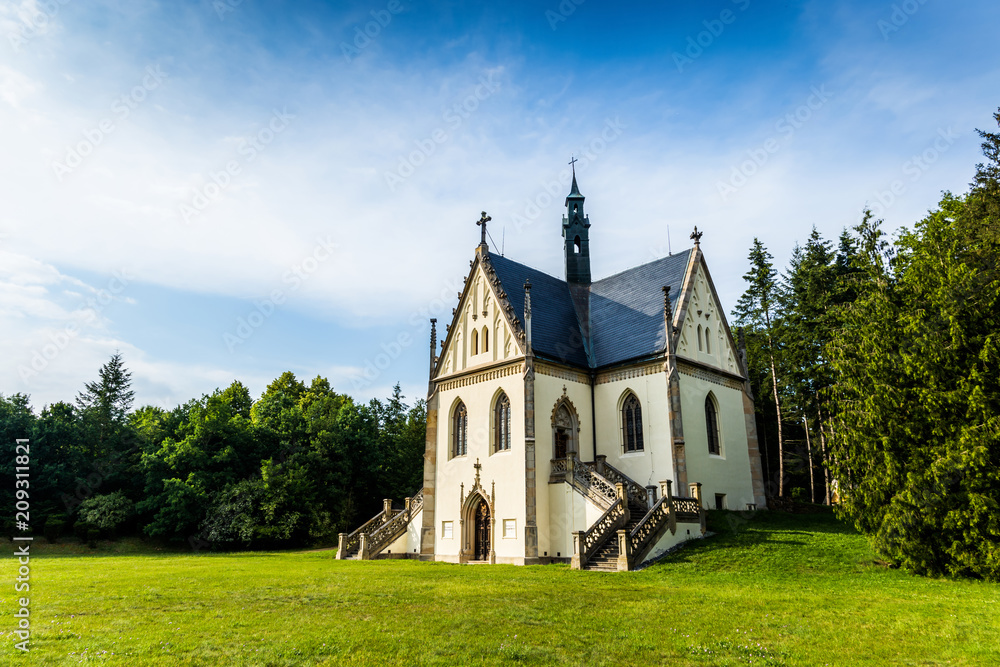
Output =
[
  {"x1": 586, "y1": 456, "x2": 649, "y2": 508},
  {"x1": 551, "y1": 454, "x2": 618, "y2": 510},
  {"x1": 337, "y1": 490, "x2": 424, "y2": 561},
  {"x1": 621, "y1": 481, "x2": 706, "y2": 570},
  {"x1": 336, "y1": 500, "x2": 395, "y2": 560},
  {"x1": 571, "y1": 483, "x2": 629, "y2": 570},
  {"x1": 673, "y1": 496, "x2": 701, "y2": 523},
  {"x1": 630, "y1": 497, "x2": 671, "y2": 554}
]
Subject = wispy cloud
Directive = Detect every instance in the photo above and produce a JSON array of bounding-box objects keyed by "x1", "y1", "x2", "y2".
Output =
[{"x1": 2, "y1": 0, "x2": 999, "y2": 409}]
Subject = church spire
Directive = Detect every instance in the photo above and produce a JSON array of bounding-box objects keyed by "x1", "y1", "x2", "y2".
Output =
[
  {"x1": 568, "y1": 158, "x2": 583, "y2": 199},
  {"x1": 562, "y1": 157, "x2": 591, "y2": 284}
]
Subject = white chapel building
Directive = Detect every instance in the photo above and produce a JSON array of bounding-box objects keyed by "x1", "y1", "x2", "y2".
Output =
[{"x1": 339, "y1": 170, "x2": 766, "y2": 571}]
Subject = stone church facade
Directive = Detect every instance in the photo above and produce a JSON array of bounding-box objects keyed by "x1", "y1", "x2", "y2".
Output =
[{"x1": 338, "y1": 171, "x2": 766, "y2": 571}]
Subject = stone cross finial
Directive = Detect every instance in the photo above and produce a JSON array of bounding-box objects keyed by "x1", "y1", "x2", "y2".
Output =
[
  {"x1": 477, "y1": 211, "x2": 491, "y2": 246},
  {"x1": 690, "y1": 226, "x2": 703, "y2": 246},
  {"x1": 474, "y1": 458, "x2": 482, "y2": 486}
]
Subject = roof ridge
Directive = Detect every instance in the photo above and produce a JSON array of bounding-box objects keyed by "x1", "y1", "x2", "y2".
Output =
[
  {"x1": 490, "y1": 253, "x2": 566, "y2": 285},
  {"x1": 591, "y1": 247, "x2": 693, "y2": 286}
]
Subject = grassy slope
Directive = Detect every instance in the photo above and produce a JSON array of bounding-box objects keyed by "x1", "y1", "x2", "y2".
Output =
[{"x1": 1, "y1": 511, "x2": 997, "y2": 666}]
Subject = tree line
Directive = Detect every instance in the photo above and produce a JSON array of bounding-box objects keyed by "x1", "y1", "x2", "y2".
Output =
[
  {"x1": 734, "y1": 108, "x2": 1000, "y2": 581},
  {"x1": 0, "y1": 358, "x2": 425, "y2": 550}
]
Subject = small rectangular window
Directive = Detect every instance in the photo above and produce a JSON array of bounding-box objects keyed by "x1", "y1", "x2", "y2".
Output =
[
  {"x1": 715, "y1": 493, "x2": 726, "y2": 510},
  {"x1": 503, "y1": 519, "x2": 516, "y2": 539},
  {"x1": 442, "y1": 521, "x2": 453, "y2": 538}
]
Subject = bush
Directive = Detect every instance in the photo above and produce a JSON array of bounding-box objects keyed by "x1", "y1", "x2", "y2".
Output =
[
  {"x1": 79, "y1": 491, "x2": 134, "y2": 535},
  {"x1": 44, "y1": 518, "x2": 65, "y2": 544}
]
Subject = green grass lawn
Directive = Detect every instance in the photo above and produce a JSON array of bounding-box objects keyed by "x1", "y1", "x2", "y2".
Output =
[{"x1": 2, "y1": 511, "x2": 997, "y2": 665}]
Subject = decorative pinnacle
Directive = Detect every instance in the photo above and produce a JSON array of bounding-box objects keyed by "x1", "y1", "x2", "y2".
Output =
[
  {"x1": 662, "y1": 286, "x2": 673, "y2": 318},
  {"x1": 477, "y1": 211, "x2": 491, "y2": 246},
  {"x1": 690, "y1": 226, "x2": 703, "y2": 246}
]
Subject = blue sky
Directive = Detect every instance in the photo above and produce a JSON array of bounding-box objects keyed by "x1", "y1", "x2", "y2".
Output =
[{"x1": 2, "y1": 0, "x2": 998, "y2": 411}]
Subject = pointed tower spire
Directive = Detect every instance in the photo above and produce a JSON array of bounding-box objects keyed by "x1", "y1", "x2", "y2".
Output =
[
  {"x1": 562, "y1": 157, "x2": 591, "y2": 284},
  {"x1": 568, "y1": 157, "x2": 582, "y2": 198}
]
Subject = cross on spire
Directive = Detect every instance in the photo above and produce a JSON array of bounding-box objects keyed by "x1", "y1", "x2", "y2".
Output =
[
  {"x1": 473, "y1": 458, "x2": 482, "y2": 486},
  {"x1": 477, "y1": 211, "x2": 491, "y2": 247},
  {"x1": 569, "y1": 155, "x2": 578, "y2": 173}
]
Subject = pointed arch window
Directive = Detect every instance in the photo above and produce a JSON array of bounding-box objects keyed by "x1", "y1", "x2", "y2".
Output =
[
  {"x1": 471, "y1": 328, "x2": 479, "y2": 355},
  {"x1": 494, "y1": 392, "x2": 511, "y2": 452},
  {"x1": 697, "y1": 324, "x2": 704, "y2": 351},
  {"x1": 482, "y1": 326, "x2": 489, "y2": 353},
  {"x1": 574, "y1": 235, "x2": 582, "y2": 254},
  {"x1": 622, "y1": 393, "x2": 644, "y2": 453},
  {"x1": 453, "y1": 401, "x2": 468, "y2": 457},
  {"x1": 705, "y1": 395, "x2": 721, "y2": 455},
  {"x1": 705, "y1": 325, "x2": 712, "y2": 354}
]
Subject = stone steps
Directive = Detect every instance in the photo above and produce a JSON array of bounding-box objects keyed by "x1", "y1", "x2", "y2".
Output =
[{"x1": 582, "y1": 503, "x2": 649, "y2": 571}]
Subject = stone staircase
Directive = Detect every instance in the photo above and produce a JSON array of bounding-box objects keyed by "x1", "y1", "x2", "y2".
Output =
[
  {"x1": 557, "y1": 455, "x2": 707, "y2": 572},
  {"x1": 582, "y1": 499, "x2": 649, "y2": 571},
  {"x1": 336, "y1": 491, "x2": 423, "y2": 561}
]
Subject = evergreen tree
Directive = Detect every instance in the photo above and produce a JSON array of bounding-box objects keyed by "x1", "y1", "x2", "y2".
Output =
[
  {"x1": 76, "y1": 352, "x2": 135, "y2": 459},
  {"x1": 828, "y1": 110, "x2": 1000, "y2": 579},
  {"x1": 734, "y1": 239, "x2": 788, "y2": 497},
  {"x1": 779, "y1": 227, "x2": 837, "y2": 503}
]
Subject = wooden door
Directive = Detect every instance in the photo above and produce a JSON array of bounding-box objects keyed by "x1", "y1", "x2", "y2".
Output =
[
  {"x1": 554, "y1": 429, "x2": 568, "y2": 459},
  {"x1": 474, "y1": 499, "x2": 491, "y2": 560}
]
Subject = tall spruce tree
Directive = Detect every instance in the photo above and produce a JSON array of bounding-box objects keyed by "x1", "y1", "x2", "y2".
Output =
[
  {"x1": 76, "y1": 352, "x2": 135, "y2": 460},
  {"x1": 780, "y1": 227, "x2": 837, "y2": 503},
  {"x1": 828, "y1": 109, "x2": 1000, "y2": 579},
  {"x1": 734, "y1": 239, "x2": 788, "y2": 497}
]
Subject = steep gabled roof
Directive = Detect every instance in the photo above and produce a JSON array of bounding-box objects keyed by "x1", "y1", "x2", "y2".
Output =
[
  {"x1": 590, "y1": 250, "x2": 692, "y2": 367},
  {"x1": 488, "y1": 253, "x2": 590, "y2": 367},
  {"x1": 486, "y1": 250, "x2": 693, "y2": 370}
]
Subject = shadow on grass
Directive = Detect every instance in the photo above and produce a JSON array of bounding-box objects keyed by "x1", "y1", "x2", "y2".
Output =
[
  {"x1": 640, "y1": 510, "x2": 859, "y2": 570},
  {"x1": 707, "y1": 509, "x2": 858, "y2": 537},
  {"x1": 25, "y1": 538, "x2": 294, "y2": 559}
]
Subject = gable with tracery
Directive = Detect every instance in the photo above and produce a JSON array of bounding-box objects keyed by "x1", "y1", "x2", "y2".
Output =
[
  {"x1": 676, "y1": 261, "x2": 740, "y2": 375},
  {"x1": 436, "y1": 256, "x2": 525, "y2": 378}
]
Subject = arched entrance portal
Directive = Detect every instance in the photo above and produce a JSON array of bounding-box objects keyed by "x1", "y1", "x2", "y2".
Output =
[{"x1": 473, "y1": 497, "x2": 491, "y2": 561}]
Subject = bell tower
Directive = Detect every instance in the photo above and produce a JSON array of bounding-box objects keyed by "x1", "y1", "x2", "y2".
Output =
[{"x1": 562, "y1": 159, "x2": 591, "y2": 284}]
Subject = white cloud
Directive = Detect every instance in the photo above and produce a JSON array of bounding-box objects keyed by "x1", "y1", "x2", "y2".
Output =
[
  {"x1": 2, "y1": 0, "x2": 998, "y2": 410},
  {"x1": 0, "y1": 251, "x2": 245, "y2": 409}
]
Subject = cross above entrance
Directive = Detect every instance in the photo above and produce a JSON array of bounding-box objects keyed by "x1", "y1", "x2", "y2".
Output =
[{"x1": 474, "y1": 458, "x2": 482, "y2": 486}]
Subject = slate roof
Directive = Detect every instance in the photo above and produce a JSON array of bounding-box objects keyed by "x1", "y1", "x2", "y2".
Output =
[
  {"x1": 489, "y1": 253, "x2": 590, "y2": 367},
  {"x1": 488, "y1": 249, "x2": 693, "y2": 370},
  {"x1": 590, "y1": 250, "x2": 692, "y2": 367}
]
